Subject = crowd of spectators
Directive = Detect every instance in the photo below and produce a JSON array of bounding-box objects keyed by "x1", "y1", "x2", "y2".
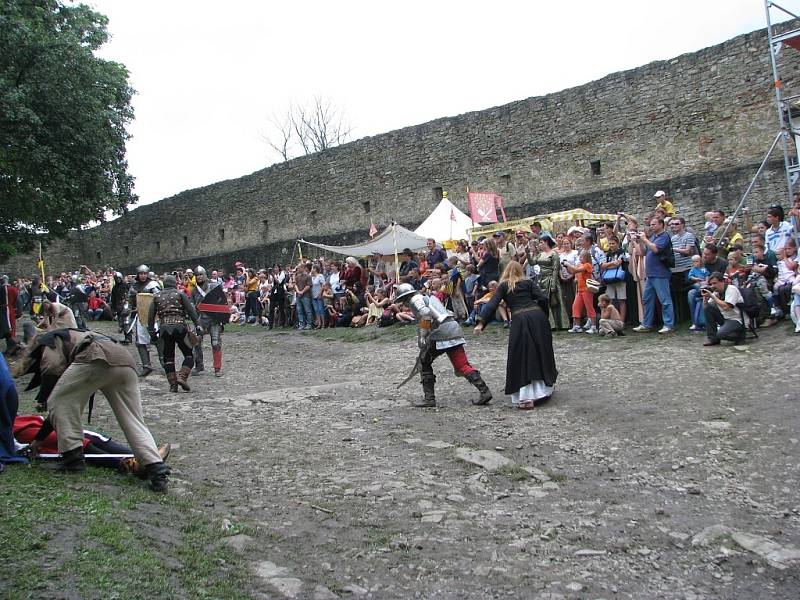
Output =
[{"x1": 2, "y1": 191, "x2": 799, "y2": 352}]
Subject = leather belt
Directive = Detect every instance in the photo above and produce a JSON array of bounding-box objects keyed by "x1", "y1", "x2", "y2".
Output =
[{"x1": 512, "y1": 306, "x2": 542, "y2": 316}]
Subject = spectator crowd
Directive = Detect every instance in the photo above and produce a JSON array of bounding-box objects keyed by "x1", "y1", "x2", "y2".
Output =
[{"x1": 2, "y1": 190, "x2": 799, "y2": 354}]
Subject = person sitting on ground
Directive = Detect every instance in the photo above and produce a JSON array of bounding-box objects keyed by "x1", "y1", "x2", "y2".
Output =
[
  {"x1": 364, "y1": 287, "x2": 389, "y2": 326},
  {"x1": 463, "y1": 264, "x2": 479, "y2": 314},
  {"x1": 229, "y1": 304, "x2": 241, "y2": 324},
  {"x1": 702, "y1": 272, "x2": 745, "y2": 346},
  {"x1": 86, "y1": 290, "x2": 107, "y2": 321},
  {"x1": 765, "y1": 205, "x2": 794, "y2": 253},
  {"x1": 597, "y1": 293, "x2": 624, "y2": 337},
  {"x1": 473, "y1": 280, "x2": 509, "y2": 327}
]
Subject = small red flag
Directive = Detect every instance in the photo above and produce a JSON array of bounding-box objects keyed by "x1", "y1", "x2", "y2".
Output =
[{"x1": 369, "y1": 221, "x2": 378, "y2": 238}]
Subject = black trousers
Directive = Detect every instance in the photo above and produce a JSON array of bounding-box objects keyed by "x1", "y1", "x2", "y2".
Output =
[
  {"x1": 160, "y1": 328, "x2": 194, "y2": 374},
  {"x1": 704, "y1": 303, "x2": 744, "y2": 343}
]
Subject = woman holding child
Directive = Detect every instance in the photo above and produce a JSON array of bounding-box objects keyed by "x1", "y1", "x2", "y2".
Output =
[{"x1": 474, "y1": 261, "x2": 557, "y2": 409}]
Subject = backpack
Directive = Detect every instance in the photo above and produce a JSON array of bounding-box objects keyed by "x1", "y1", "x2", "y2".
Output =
[{"x1": 659, "y1": 235, "x2": 675, "y2": 269}]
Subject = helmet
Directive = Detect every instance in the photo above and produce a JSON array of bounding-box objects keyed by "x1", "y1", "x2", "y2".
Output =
[
  {"x1": 163, "y1": 274, "x2": 177, "y2": 289},
  {"x1": 71, "y1": 274, "x2": 81, "y2": 284},
  {"x1": 148, "y1": 271, "x2": 156, "y2": 280},
  {"x1": 137, "y1": 264, "x2": 149, "y2": 274},
  {"x1": 113, "y1": 271, "x2": 123, "y2": 282},
  {"x1": 394, "y1": 283, "x2": 416, "y2": 303}
]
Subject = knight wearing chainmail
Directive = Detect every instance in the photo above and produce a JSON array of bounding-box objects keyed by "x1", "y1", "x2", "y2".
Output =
[
  {"x1": 67, "y1": 274, "x2": 89, "y2": 330},
  {"x1": 147, "y1": 274, "x2": 201, "y2": 393},
  {"x1": 127, "y1": 265, "x2": 161, "y2": 376},
  {"x1": 394, "y1": 283, "x2": 492, "y2": 407},
  {"x1": 190, "y1": 266, "x2": 226, "y2": 377}
]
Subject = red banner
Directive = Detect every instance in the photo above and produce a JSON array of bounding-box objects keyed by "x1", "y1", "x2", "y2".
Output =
[{"x1": 468, "y1": 192, "x2": 505, "y2": 223}]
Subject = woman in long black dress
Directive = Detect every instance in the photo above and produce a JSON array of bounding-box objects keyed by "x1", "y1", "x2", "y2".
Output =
[{"x1": 474, "y1": 261, "x2": 558, "y2": 409}]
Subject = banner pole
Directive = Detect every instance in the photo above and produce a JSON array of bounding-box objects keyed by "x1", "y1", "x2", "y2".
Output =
[{"x1": 392, "y1": 221, "x2": 400, "y2": 285}]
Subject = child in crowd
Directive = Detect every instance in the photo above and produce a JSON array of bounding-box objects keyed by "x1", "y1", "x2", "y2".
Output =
[
  {"x1": 598, "y1": 293, "x2": 624, "y2": 337},
  {"x1": 229, "y1": 304, "x2": 241, "y2": 324},
  {"x1": 364, "y1": 287, "x2": 389, "y2": 326},
  {"x1": 567, "y1": 251, "x2": 597, "y2": 334},
  {"x1": 703, "y1": 211, "x2": 719, "y2": 240},
  {"x1": 429, "y1": 278, "x2": 447, "y2": 304},
  {"x1": 687, "y1": 254, "x2": 710, "y2": 331}
]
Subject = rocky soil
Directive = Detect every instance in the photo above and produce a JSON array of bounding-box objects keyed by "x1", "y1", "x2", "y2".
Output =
[{"x1": 77, "y1": 323, "x2": 800, "y2": 598}]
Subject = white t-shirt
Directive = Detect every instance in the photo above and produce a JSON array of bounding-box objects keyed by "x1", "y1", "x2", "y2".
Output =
[
  {"x1": 765, "y1": 222, "x2": 794, "y2": 252},
  {"x1": 711, "y1": 284, "x2": 743, "y2": 322}
]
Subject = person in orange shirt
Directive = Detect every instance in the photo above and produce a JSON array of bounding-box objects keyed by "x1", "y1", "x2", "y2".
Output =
[{"x1": 565, "y1": 251, "x2": 597, "y2": 333}]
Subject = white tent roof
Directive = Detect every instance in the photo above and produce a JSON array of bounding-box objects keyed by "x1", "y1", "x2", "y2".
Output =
[
  {"x1": 299, "y1": 223, "x2": 427, "y2": 257},
  {"x1": 414, "y1": 198, "x2": 473, "y2": 243}
]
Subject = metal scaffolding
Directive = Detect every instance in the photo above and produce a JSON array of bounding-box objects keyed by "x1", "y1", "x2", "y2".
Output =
[{"x1": 718, "y1": 2, "x2": 799, "y2": 243}]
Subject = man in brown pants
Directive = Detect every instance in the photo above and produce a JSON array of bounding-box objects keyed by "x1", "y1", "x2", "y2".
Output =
[{"x1": 14, "y1": 329, "x2": 170, "y2": 491}]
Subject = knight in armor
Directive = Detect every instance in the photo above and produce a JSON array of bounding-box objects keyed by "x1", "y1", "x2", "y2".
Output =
[
  {"x1": 109, "y1": 272, "x2": 130, "y2": 342},
  {"x1": 147, "y1": 274, "x2": 201, "y2": 393},
  {"x1": 394, "y1": 283, "x2": 492, "y2": 407},
  {"x1": 68, "y1": 274, "x2": 89, "y2": 330},
  {"x1": 190, "y1": 266, "x2": 226, "y2": 377},
  {"x1": 127, "y1": 265, "x2": 161, "y2": 377}
]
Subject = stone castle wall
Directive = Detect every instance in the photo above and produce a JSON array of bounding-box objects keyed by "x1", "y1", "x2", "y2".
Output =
[{"x1": 3, "y1": 22, "x2": 798, "y2": 276}]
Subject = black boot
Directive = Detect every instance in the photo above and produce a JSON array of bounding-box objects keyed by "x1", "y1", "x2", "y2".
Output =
[
  {"x1": 466, "y1": 371, "x2": 493, "y2": 405},
  {"x1": 145, "y1": 461, "x2": 171, "y2": 492},
  {"x1": 413, "y1": 373, "x2": 436, "y2": 407},
  {"x1": 137, "y1": 345, "x2": 153, "y2": 377},
  {"x1": 44, "y1": 447, "x2": 86, "y2": 473},
  {"x1": 193, "y1": 344, "x2": 204, "y2": 373}
]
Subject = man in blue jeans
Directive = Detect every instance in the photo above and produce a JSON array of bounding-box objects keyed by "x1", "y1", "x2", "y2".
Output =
[
  {"x1": 294, "y1": 264, "x2": 314, "y2": 330},
  {"x1": 633, "y1": 217, "x2": 675, "y2": 334}
]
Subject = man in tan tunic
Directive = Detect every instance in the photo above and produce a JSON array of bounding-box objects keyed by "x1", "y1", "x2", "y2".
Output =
[{"x1": 14, "y1": 329, "x2": 170, "y2": 491}]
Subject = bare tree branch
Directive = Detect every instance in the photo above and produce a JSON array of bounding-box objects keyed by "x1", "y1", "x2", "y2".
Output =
[{"x1": 261, "y1": 96, "x2": 352, "y2": 162}]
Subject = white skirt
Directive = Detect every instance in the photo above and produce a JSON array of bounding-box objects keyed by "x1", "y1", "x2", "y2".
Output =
[{"x1": 510, "y1": 380, "x2": 554, "y2": 405}]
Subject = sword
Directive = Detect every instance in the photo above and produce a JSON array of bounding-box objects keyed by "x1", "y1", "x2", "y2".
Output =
[{"x1": 396, "y1": 355, "x2": 422, "y2": 389}]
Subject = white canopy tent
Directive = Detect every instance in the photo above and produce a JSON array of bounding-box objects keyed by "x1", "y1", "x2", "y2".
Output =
[
  {"x1": 414, "y1": 197, "x2": 473, "y2": 243},
  {"x1": 299, "y1": 223, "x2": 427, "y2": 257}
]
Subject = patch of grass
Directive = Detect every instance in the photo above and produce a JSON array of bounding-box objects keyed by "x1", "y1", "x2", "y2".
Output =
[
  {"x1": 498, "y1": 464, "x2": 532, "y2": 482},
  {"x1": 365, "y1": 526, "x2": 393, "y2": 548},
  {"x1": 0, "y1": 465, "x2": 252, "y2": 600},
  {"x1": 544, "y1": 470, "x2": 568, "y2": 483}
]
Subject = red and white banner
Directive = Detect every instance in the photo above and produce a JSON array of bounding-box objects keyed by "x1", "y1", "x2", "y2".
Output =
[{"x1": 468, "y1": 192, "x2": 506, "y2": 223}]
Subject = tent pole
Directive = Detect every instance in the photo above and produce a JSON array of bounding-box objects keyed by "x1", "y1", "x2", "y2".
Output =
[{"x1": 392, "y1": 221, "x2": 400, "y2": 285}]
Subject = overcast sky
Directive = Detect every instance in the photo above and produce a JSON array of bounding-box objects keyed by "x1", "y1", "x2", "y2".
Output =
[{"x1": 88, "y1": 0, "x2": 789, "y2": 209}]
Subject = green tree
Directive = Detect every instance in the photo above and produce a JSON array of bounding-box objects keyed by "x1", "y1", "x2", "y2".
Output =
[{"x1": 0, "y1": 0, "x2": 135, "y2": 261}]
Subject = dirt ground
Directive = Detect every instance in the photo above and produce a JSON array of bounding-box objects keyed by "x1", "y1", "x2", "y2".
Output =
[{"x1": 24, "y1": 321, "x2": 800, "y2": 598}]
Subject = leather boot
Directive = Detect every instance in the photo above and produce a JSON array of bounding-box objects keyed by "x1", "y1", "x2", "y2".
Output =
[
  {"x1": 212, "y1": 347, "x2": 222, "y2": 377},
  {"x1": 166, "y1": 371, "x2": 179, "y2": 393},
  {"x1": 119, "y1": 443, "x2": 170, "y2": 478},
  {"x1": 137, "y1": 345, "x2": 153, "y2": 377},
  {"x1": 413, "y1": 373, "x2": 436, "y2": 407},
  {"x1": 145, "y1": 461, "x2": 171, "y2": 492},
  {"x1": 193, "y1": 344, "x2": 204, "y2": 373},
  {"x1": 177, "y1": 366, "x2": 191, "y2": 391},
  {"x1": 44, "y1": 447, "x2": 86, "y2": 473},
  {"x1": 466, "y1": 370, "x2": 493, "y2": 405}
]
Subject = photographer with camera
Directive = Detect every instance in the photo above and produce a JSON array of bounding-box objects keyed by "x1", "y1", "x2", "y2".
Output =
[{"x1": 701, "y1": 272, "x2": 745, "y2": 346}]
